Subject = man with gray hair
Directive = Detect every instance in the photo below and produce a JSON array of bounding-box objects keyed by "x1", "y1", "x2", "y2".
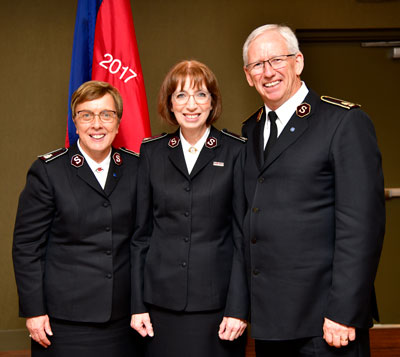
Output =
[{"x1": 241, "y1": 24, "x2": 385, "y2": 356}]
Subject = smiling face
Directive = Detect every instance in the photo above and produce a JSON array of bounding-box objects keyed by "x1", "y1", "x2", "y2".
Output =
[
  {"x1": 244, "y1": 30, "x2": 304, "y2": 110},
  {"x1": 171, "y1": 76, "x2": 212, "y2": 136},
  {"x1": 74, "y1": 93, "x2": 119, "y2": 163}
]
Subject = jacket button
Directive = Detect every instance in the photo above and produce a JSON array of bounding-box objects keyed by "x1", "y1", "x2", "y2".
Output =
[
  {"x1": 253, "y1": 269, "x2": 260, "y2": 276},
  {"x1": 105, "y1": 250, "x2": 111, "y2": 255},
  {"x1": 184, "y1": 211, "x2": 189, "y2": 217},
  {"x1": 184, "y1": 237, "x2": 189, "y2": 243},
  {"x1": 251, "y1": 238, "x2": 257, "y2": 244},
  {"x1": 106, "y1": 273, "x2": 112, "y2": 279},
  {"x1": 103, "y1": 202, "x2": 109, "y2": 207},
  {"x1": 252, "y1": 207, "x2": 259, "y2": 213},
  {"x1": 258, "y1": 177, "x2": 265, "y2": 183},
  {"x1": 185, "y1": 187, "x2": 191, "y2": 192},
  {"x1": 181, "y1": 262, "x2": 187, "y2": 267},
  {"x1": 105, "y1": 227, "x2": 110, "y2": 231}
]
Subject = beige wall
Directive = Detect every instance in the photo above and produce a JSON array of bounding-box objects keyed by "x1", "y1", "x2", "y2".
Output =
[{"x1": 1, "y1": 0, "x2": 399, "y2": 349}]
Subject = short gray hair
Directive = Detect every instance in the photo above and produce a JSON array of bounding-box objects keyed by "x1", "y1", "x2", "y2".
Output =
[{"x1": 243, "y1": 24, "x2": 300, "y2": 65}]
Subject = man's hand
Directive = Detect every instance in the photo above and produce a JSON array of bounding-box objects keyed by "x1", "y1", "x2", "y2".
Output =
[
  {"x1": 323, "y1": 317, "x2": 356, "y2": 348},
  {"x1": 131, "y1": 313, "x2": 154, "y2": 337},
  {"x1": 26, "y1": 315, "x2": 53, "y2": 348},
  {"x1": 218, "y1": 316, "x2": 247, "y2": 341}
]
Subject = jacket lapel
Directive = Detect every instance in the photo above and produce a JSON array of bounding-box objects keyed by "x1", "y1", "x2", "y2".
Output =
[
  {"x1": 69, "y1": 145, "x2": 105, "y2": 196},
  {"x1": 261, "y1": 91, "x2": 316, "y2": 172},
  {"x1": 189, "y1": 126, "x2": 219, "y2": 180},
  {"x1": 104, "y1": 148, "x2": 123, "y2": 197},
  {"x1": 252, "y1": 108, "x2": 266, "y2": 170},
  {"x1": 168, "y1": 130, "x2": 190, "y2": 179}
]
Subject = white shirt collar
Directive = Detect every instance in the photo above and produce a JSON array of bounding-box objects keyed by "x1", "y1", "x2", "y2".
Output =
[{"x1": 180, "y1": 127, "x2": 210, "y2": 174}]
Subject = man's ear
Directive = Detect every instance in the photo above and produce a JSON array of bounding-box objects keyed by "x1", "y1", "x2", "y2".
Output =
[
  {"x1": 295, "y1": 52, "x2": 304, "y2": 76},
  {"x1": 244, "y1": 67, "x2": 255, "y2": 87}
]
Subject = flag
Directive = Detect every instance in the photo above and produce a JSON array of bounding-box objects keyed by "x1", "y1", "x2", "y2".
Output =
[{"x1": 66, "y1": 0, "x2": 151, "y2": 152}]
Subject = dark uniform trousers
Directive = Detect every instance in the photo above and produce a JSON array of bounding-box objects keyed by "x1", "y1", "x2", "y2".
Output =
[
  {"x1": 255, "y1": 329, "x2": 370, "y2": 357},
  {"x1": 242, "y1": 89, "x2": 385, "y2": 357}
]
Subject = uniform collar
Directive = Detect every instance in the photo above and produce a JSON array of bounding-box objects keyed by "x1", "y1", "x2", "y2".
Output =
[
  {"x1": 264, "y1": 81, "x2": 309, "y2": 128},
  {"x1": 179, "y1": 126, "x2": 211, "y2": 153},
  {"x1": 77, "y1": 140, "x2": 111, "y2": 174}
]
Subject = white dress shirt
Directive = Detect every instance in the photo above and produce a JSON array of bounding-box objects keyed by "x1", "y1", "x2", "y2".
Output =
[
  {"x1": 180, "y1": 127, "x2": 211, "y2": 174},
  {"x1": 77, "y1": 140, "x2": 111, "y2": 189}
]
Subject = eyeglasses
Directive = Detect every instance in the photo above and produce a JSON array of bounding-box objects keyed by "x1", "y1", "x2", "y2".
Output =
[
  {"x1": 246, "y1": 54, "x2": 296, "y2": 74},
  {"x1": 75, "y1": 110, "x2": 117, "y2": 123},
  {"x1": 172, "y1": 90, "x2": 211, "y2": 105}
]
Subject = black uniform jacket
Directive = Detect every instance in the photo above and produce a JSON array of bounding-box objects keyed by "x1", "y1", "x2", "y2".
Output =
[
  {"x1": 242, "y1": 89, "x2": 385, "y2": 340},
  {"x1": 131, "y1": 126, "x2": 249, "y2": 320},
  {"x1": 13, "y1": 144, "x2": 138, "y2": 323}
]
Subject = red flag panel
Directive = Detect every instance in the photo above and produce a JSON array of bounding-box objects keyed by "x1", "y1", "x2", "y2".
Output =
[{"x1": 92, "y1": 0, "x2": 151, "y2": 152}]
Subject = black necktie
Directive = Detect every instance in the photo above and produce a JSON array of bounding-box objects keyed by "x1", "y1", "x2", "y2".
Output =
[{"x1": 264, "y1": 111, "x2": 278, "y2": 160}]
